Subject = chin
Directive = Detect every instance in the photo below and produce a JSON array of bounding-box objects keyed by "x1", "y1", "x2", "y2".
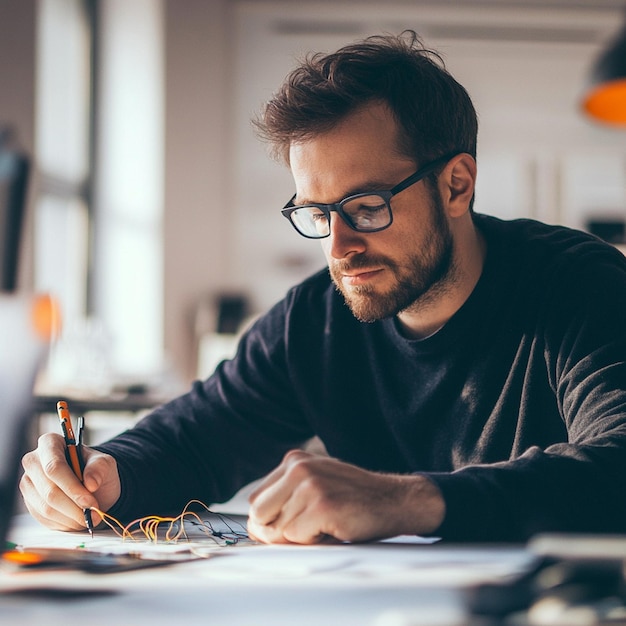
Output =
[{"x1": 344, "y1": 293, "x2": 399, "y2": 323}]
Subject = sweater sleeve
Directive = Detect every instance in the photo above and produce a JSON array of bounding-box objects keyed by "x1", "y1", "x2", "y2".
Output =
[
  {"x1": 428, "y1": 244, "x2": 626, "y2": 542},
  {"x1": 95, "y1": 295, "x2": 315, "y2": 522}
]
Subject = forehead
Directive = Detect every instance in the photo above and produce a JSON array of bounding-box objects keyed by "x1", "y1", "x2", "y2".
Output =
[{"x1": 289, "y1": 103, "x2": 414, "y2": 202}]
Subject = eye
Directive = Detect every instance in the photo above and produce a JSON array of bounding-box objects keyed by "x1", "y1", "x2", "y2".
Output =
[
  {"x1": 344, "y1": 195, "x2": 387, "y2": 214},
  {"x1": 309, "y1": 210, "x2": 327, "y2": 223},
  {"x1": 358, "y1": 202, "x2": 386, "y2": 213},
  {"x1": 342, "y1": 194, "x2": 389, "y2": 230}
]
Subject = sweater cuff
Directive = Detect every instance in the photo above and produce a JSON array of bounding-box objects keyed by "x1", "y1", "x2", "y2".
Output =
[{"x1": 423, "y1": 470, "x2": 518, "y2": 543}]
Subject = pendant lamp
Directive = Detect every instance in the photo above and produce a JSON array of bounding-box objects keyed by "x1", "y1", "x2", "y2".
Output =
[{"x1": 582, "y1": 16, "x2": 626, "y2": 126}]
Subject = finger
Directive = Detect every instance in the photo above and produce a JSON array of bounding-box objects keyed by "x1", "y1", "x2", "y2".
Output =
[
  {"x1": 21, "y1": 435, "x2": 97, "y2": 528},
  {"x1": 21, "y1": 462, "x2": 89, "y2": 529},
  {"x1": 248, "y1": 476, "x2": 315, "y2": 544},
  {"x1": 248, "y1": 500, "x2": 331, "y2": 545},
  {"x1": 81, "y1": 450, "x2": 109, "y2": 494},
  {"x1": 258, "y1": 482, "x2": 332, "y2": 545},
  {"x1": 19, "y1": 472, "x2": 85, "y2": 531},
  {"x1": 281, "y1": 510, "x2": 330, "y2": 544},
  {"x1": 248, "y1": 451, "x2": 312, "y2": 524},
  {"x1": 248, "y1": 478, "x2": 291, "y2": 526},
  {"x1": 79, "y1": 449, "x2": 121, "y2": 512},
  {"x1": 246, "y1": 516, "x2": 293, "y2": 544},
  {"x1": 37, "y1": 435, "x2": 97, "y2": 509},
  {"x1": 248, "y1": 451, "x2": 301, "y2": 503},
  {"x1": 248, "y1": 470, "x2": 281, "y2": 504}
]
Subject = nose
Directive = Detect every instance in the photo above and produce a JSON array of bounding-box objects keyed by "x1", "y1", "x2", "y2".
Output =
[{"x1": 323, "y1": 212, "x2": 367, "y2": 260}]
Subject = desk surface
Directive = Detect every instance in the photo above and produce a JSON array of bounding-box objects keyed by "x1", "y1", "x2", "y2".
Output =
[{"x1": 1, "y1": 514, "x2": 532, "y2": 626}]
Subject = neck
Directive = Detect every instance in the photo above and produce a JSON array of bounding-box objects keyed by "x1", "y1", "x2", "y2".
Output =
[{"x1": 396, "y1": 219, "x2": 486, "y2": 340}]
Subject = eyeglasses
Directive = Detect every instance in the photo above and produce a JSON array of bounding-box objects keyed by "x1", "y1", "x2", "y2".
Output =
[{"x1": 281, "y1": 154, "x2": 454, "y2": 239}]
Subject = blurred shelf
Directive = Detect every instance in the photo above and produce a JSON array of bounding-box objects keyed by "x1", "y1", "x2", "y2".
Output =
[{"x1": 33, "y1": 393, "x2": 166, "y2": 415}]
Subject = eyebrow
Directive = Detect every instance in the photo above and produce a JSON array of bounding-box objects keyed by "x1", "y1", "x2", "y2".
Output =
[{"x1": 294, "y1": 179, "x2": 395, "y2": 206}]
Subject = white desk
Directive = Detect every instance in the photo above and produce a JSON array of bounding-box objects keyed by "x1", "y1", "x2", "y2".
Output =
[{"x1": 1, "y1": 514, "x2": 532, "y2": 626}]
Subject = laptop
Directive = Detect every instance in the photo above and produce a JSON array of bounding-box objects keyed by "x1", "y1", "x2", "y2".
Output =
[{"x1": 0, "y1": 294, "x2": 54, "y2": 550}]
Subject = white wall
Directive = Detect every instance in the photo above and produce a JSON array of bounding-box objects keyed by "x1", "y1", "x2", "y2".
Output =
[{"x1": 164, "y1": 0, "x2": 233, "y2": 381}]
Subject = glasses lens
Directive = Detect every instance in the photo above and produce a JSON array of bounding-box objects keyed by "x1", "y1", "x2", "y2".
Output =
[
  {"x1": 291, "y1": 206, "x2": 330, "y2": 238},
  {"x1": 342, "y1": 194, "x2": 391, "y2": 231}
]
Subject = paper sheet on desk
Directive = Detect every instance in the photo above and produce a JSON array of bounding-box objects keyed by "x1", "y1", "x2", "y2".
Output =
[
  {"x1": 5, "y1": 512, "x2": 251, "y2": 566},
  {"x1": 6, "y1": 515, "x2": 533, "y2": 591},
  {"x1": 184, "y1": 542, "x2": 534, "y2": 587},
  {"x1": 4, "y1": 542, "x2": 529, "y2": 591},
  {"x1": 7, "y1": 512, "x2": 434, "y2": 553}
]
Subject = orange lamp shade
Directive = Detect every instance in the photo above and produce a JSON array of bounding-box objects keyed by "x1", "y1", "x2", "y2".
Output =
[
  {"x1": 582, "y1": 20, "x2": 626, "y2": 127},
  {"x1": 582, "y1": 79, "x2": 626, "y2": 126}
]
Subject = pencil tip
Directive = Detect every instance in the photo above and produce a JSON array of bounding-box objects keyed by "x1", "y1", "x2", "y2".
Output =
[{"x1": 83, "y1": 508, "x2": 94, "y2": 538}]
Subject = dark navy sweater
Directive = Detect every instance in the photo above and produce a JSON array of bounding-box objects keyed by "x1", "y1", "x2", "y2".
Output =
[{"x1": 99, "y1": 214, "x2": 626, "y2": 542}]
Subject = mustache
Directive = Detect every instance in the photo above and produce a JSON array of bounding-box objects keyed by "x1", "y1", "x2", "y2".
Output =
[{"x1": 331, "y1": 254, "x2": 395, "y2": 273}]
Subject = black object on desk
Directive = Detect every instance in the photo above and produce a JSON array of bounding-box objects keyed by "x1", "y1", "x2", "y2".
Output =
[
  {"x1": 2, "y1": 546, "x2": 187, "y2": 574},
  {"x1": 467, "y1": 536, "x2": 626, "y2": 621}
]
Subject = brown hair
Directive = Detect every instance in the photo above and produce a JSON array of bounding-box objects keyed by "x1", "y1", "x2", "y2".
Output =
[{"x1": 254, "y1": 31, "x2": 478, "y2": 167}]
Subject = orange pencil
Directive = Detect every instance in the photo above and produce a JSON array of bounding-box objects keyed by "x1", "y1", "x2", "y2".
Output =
[
  {"x1": 57, "y1": 401, "x2": 83, "y2": 481},
  {"x1": 56, "y1": 401, "x2": 94, "y2": 537}
]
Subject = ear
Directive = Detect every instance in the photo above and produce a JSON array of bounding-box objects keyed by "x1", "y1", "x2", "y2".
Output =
[{"x1": 439, "y1": 153, "x2": 476, "y2": 218}]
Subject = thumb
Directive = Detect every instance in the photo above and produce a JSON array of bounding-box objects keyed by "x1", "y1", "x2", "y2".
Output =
[
  {"x1": 82, "y1": 451, "x2": 106, "y2": 494},
  {"x1": 77, "y1": 448, "x2": 121, "y2": 513}
]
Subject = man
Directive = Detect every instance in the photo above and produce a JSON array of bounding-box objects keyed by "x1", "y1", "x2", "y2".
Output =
[{"x1": 21, "y1": 32, "x2": 626, "y2": 544}]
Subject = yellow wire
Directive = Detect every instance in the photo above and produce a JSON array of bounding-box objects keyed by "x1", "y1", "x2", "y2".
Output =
[{"x1": 89, "y1": 500, "x2": 244, "y2": 544}]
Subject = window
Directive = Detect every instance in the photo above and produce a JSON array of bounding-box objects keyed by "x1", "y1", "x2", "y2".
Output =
[
  {"x1": 35, "y1": 0, "x2": 92, "y2": 322},
  {"x1": 36, "y1": 0, "x2": 165, "y2": 392}
]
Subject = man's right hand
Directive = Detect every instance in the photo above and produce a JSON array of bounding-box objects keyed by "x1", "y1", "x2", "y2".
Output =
[{"x1": 19, "y1": 433, "x2": 121, "y2": 532}]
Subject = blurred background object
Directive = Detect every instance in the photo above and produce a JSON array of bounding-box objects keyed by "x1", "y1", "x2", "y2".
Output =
[
  {"x1": 581, "y1": 9, "x2": 626, "y2": 125},
  {"x1": 0, "y1": 127, "x2": 30, "y2": 294},
  {"x1": 0, "y1": 293, "x2": 57, "y2": 547}
]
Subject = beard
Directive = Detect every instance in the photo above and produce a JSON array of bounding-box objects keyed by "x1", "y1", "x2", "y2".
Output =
[{"x1": 328, "y1": 190, "x2": 455, "y2": 323}]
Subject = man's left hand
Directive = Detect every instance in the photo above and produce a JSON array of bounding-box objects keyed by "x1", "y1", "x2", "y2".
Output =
[{"x1": 247, "y1": 450, "x2": 445, "y2": 544}]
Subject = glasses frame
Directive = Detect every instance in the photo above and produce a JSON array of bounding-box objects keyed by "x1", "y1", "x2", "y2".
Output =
[{"x1": 281, "y1": 154, "x2": 456, "y2": 239}]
